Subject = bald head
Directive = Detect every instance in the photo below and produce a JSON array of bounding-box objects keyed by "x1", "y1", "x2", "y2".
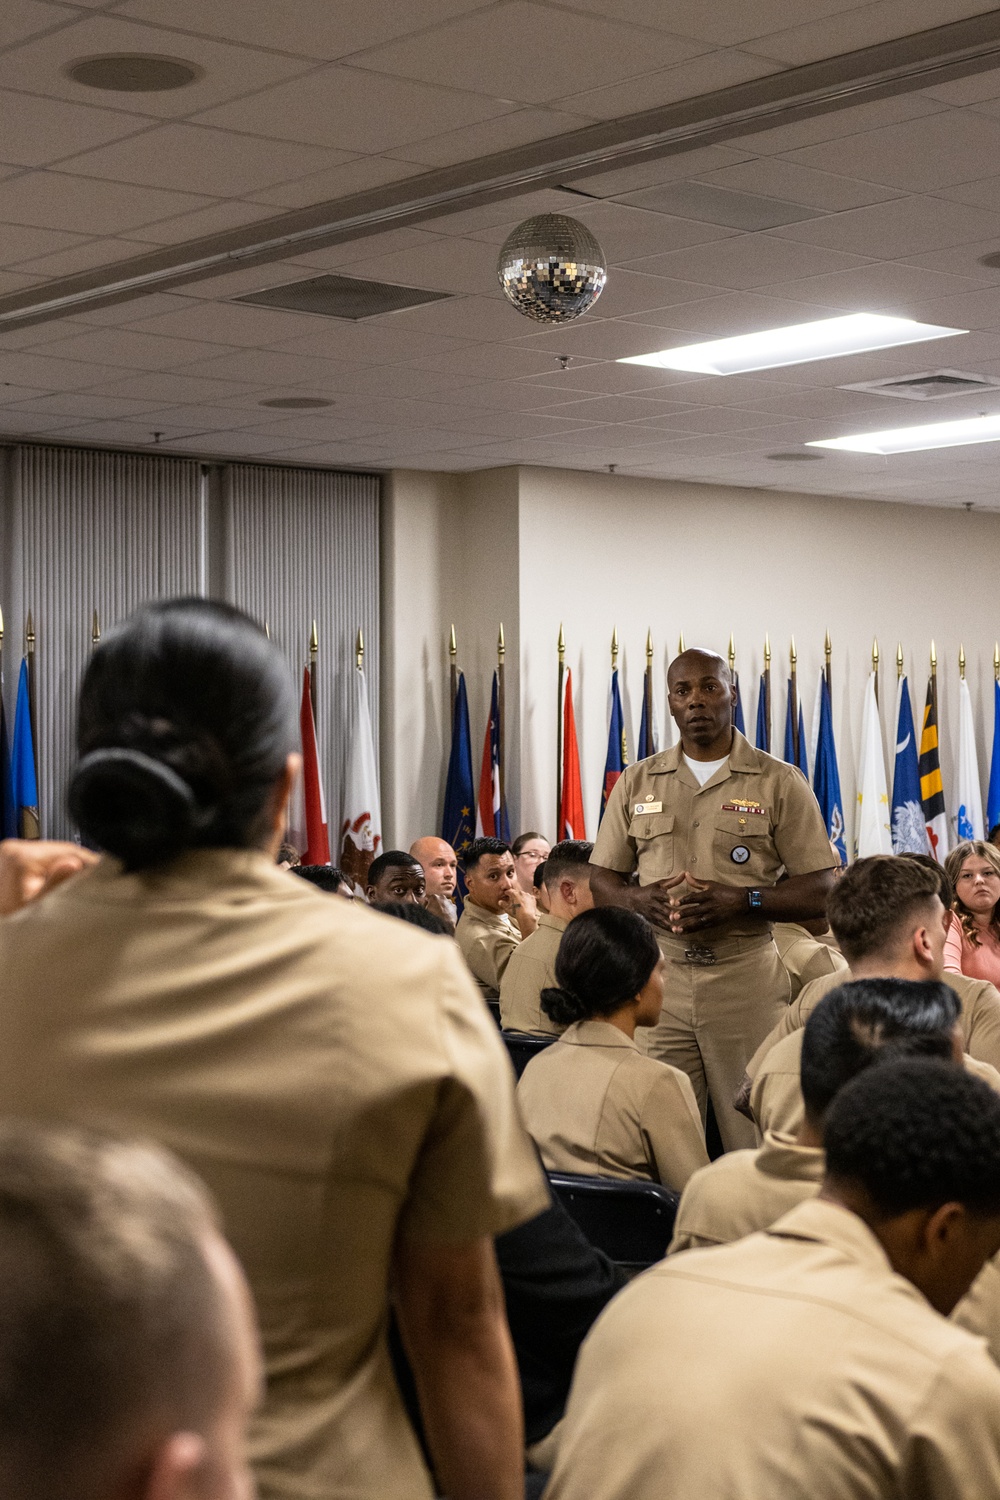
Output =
[
  {"x1": 667, "y1": 648, "x2": 732, "y2": 689},
  {"x1": 667, "y1": 648, "x2": 736, "y2": 757},
  {"x1": 409, "y1": 837, "x2": 458, "y2": 900}
]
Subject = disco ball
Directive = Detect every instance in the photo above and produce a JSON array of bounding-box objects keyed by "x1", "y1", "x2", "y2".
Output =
[{"x1": 497, "y1": 213, "x2": 607, "y2": 324}]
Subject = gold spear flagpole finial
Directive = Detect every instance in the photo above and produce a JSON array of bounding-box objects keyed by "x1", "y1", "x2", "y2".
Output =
[
  {"x1": 264, "y1": 620, "x2": 271, "y2": 641},
  {"x1": 498, "y1": 622, "x2": 505, "y2": 662},
  {"x1": 763, "y1": 633, "x2": 770, "y2": 667},
  {"x1": 896, "y1": 641, "x2": 904, "y2": 679},
  {"x1": 824, "y1": 629, "x2": 831, "y2": 665},
  {"x1": 728, "y1": 632, "x2": 736, "y2": 674},
  {"x1": 677, "y1": 631, "x2": 685, "y2": 654},
  {"x1": 309, "y1": 620, "x2": 318, "y2": 657},
  {"x1": 0, "y1": 605, "x2": 4, "y2": 645},
  {"x1": 91, "y1": 609, "x2": 100, "y2": 647},
  {"x1": 611, "y1": 626, "x2": 619, "y2": 671},
  {"x1": 959, "y1": 643, "x2": 966, "y2": 680},
  {"x1": 931, "y1": 639, "x2": 937, "y2": 674},
  {"x1": 872, "y1": 636, "x2": 879, "y2": 674},
  {"x1": 558, "y1": 622, "x2": 566, "y2": 665},
  {"x1": 355, "y1": 628, "x2": 364, "y2": 670},
  {"x1": 26, "y1": 611, "x2": 34, "y2": 652},
  {"x1": 995, "y1": 642, "x2": 1000, "y2": 682},
  {"x1": 449, "y1": 623, "x2": 457, "y2": 660},
  {"x1": 790, "y1": 636, "x2": 796, "y2": 669},
  {"x1": 646, "y1": 627, "x2": 653, "y2": 666}
]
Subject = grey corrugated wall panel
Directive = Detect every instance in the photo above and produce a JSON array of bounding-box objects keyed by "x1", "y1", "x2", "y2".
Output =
[
  {"x1": 7, "y1": 445, "x2": 204, "y2": 837},
  {"x1": 221, "y1": 464, "x2": 379, "y2": 853}
]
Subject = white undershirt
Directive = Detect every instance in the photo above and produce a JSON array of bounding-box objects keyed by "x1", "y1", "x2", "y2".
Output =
[{"x1": 683, "y1": 753, "x2": 729, "y2": 787}]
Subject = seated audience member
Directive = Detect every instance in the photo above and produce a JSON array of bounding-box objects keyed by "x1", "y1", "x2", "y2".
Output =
[
  {"x1": 0, "y1": 1121, "x2": 259, "y2": 1500},
  {"x1": 293, "y1": 863, "x2": 354, "y2": 899},
  {"x1": 545, "y1": 1059, "x2": 1000, "y2": 1500},
  {"x1": 277, "y1": 841, "x2": 301, "y2": 868},
  {"x1": 500, "y1": 841, "x2": 594, "y2": 1036},
  {"x1": 456, "y1": 837, "x2": 537, "y2": 999},
  {"x1": 944, "y1": 841, "x2": 1000, "y2": 986},
  {"x1": 533, "y1": 860, "x2": 550, "y2": 915},
  {"x1": 990, "y1": 823, "x2": 1000, "y2": 852},
  {"x1": 409, "y1": 836, "x2": 458, "y2": 929},
  {"x1": 670, "y1": 978, "x2": 961, "y2": 1253},
  {"x1": 0, "y1": 599, "x2": 547, "y2": 1500},
  {"x1": 379, "y1": 899, "x2": 452, "y2": 937},
  {"x1": 512, "y1": 832, "x2": 550, "y2": 897},
  {"x1": 739, "y1": 854, "x2": 1000, "y2": 1115},
  {"x1": 517, "y1": 908, "x2": 708, "y2": 1191},
  {"x1": 365, "y1": 849, "x2": 425, "y2": 907}
]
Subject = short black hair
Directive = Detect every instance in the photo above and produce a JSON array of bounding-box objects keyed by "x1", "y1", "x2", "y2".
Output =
[
  {"x1": 377, "y1": 901, "x2": 450, "y2": 936},
  {"x1": 824, "y1": 1058, "x2": 1000, "y2": 1217},
  {"x1": 464, "y1": 837, "x2": 511, "y2": 871},
  {"x1": 533, "y1": 861, "x2": 546, "y2": 892},
  {"x1": 367, "y1": 850, "x2": 422, "y2": 888},
  {"x1": 826, "y1": 856, "x2": 942, "y2": 962},
  {"x1": 543, "y1": 840, "x2": 594, "y2": 889},
  {"x1": 989, "y1": 823, "x2": 1000, "y2": 846},
  {"x1": 801, "y1": 978, "x2": 960, "y2": 1123},
  {"x1": 293, "y1": 864, "x2": 349, "y2": 893},
  {"x1": 541, "y1": 907, "x2": 660, "y2": 1027}
]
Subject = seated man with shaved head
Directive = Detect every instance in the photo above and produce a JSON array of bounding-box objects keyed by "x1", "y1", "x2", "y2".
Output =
[
  {"x1": 590, "y1": 647, "x2": 837, "y2": 1151},
  {"x1": 410, "y1": 836, "x2": 459, "y2": 931}
]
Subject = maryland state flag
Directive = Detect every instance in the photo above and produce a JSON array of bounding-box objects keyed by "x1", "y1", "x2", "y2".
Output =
[
  {"x1": 560, "y1": 669, "x2": 587, "y2": 841},
  {"x1": 600, "y1": 666, "x2": 628, "y2": 823},
  {"x1": 442, "y1": 672, "x2": 475, "y2": 909},
  {"x1": 919, "y1": 675, "x2": 948, "y2": 863},
  {"x1": 11, "y1": 659, "x2": 38, "y2": 839}
]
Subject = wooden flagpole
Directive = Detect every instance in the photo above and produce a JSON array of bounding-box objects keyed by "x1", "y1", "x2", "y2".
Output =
[{"x1": 556, "y1": 623, "x2": 565, "y2": 833}]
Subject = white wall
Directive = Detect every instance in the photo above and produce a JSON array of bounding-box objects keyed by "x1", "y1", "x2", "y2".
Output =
[{"x1": 381, "y1": 463, "x2": 1000, "y2": 852}]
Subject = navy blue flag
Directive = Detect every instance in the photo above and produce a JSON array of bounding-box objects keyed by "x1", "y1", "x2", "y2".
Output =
[
  {"x1": 989, "y1": 679, "x2": 1000, "y2": 837},
  {"x1": 443, "y1": 671, "x2": 475, "y2": 910},
  {"x1": 11, "y1": 658, "x2": 38, "y2": 838},
  {"x1": 638, "y1": 666, "x2": 657, "y2": 760},
  {"x1": 755, "y1": 674, "x2": 769, "y2": 753},
  {"x1": 600, "y1": 668, "x2": 628, "y2": 823},
  {"x1": 813, "y1": 675, "x2": 845, "y2": 863},
  {"x1": 733, "y1": 674, "x2": 746, "y2": 736},
  {"x1": 783, "y1": 680, "x2": 808, "y2": 778},
  {"x1": 0, "y1": 683, "x2": 14, "y2": 840}
]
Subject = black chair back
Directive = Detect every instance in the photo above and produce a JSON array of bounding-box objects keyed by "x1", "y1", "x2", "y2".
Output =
[
  {"x1": 547, "y1": 1171, "x2": 679, "y2": 1271},
  {"x1": 502, "y1": 1030, "x2": 556, "y2": 1079},
  {"x1": 486, "y1": 998, "x2": 502, "y2": 1029}
]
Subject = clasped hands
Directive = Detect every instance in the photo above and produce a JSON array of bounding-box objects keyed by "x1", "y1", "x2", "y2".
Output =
[{"x1": 637, "y1": 871, "x2": 750, "y2": 935}]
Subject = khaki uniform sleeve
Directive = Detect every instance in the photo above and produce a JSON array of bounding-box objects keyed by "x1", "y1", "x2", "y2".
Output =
[
  {"x1": 954, "y1": 1254, "x2": 1000, "y2": 1365},
  {"x1": 499, "y1": 942, "x2": 562, "y2": 1036},
  {"x1": 398, "y1": 943, "x2": 550, "y2": 1243},
  {"x1": 640, "y1": 1066, "x2": 710, "y2": 1194},
  {"x1": 750, "y1": 1032, "x2": 804, "y2": 1138},
  {"x1": 667, "y1": 1165, "x2": 727, "y2": 1255},
  {"x1": 590, "y1": 771, "x2": 636, "y2": 875},
  {"x1": 903, "y1": 1345, "x2": 1000, "y2": 1498},
  {"x1": 963, "y1": 981, "x2": 1000, "y2": 1074},
  {"x1": 746, "y1": 991, "x2": 808, "y2": 1082},
  {"x1": 463, "y1": 925, "x2": 520, "y2": 994},
  {"x1": 772, "y1": 770, "x2": 839, "y2": 877}
]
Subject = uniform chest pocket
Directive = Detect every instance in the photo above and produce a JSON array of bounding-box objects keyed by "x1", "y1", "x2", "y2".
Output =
[
  {"x1": 629, "y1": 811, "x2": 675, "y2": 881},
  {"x1": 713, "y1": 812, "x2": 773, "y2": 879}
]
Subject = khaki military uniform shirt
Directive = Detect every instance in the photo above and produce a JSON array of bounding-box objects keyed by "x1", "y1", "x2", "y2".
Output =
[
  {"x1": 591, "y1": 730, "x2": 836, "y2": 939},
  {"x1": 546, "y1": 1198, "x2": 1000, "y2": 1500},
  {"x1": 747, "y1": 966, "x2": 1000, "y2": 1082},
  {"x1": 772, "y1": 921, "x2": 848, "y2": 1000},
  {"x1": 516, "y1": 1019, "x2": 709, "y2": 1192},
  {"x1": 499, "y1": 912, "x2": 567, "y2": 1035},
  {"x1": 0, "y1": 851, "x2": 548, "y2": 1500},
  {"x1": 455, "y1": 897, "x2": 521, "y2": 999},
  {"x1": 669, "y1": 1130, "x2": 823, "y2": 1253}
]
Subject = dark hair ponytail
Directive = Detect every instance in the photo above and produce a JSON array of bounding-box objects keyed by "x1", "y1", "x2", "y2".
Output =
[
  {"x1": 68, "y1": 598, "x2": 296, "y2": 871},
  {"x1": 540, "y1": 907, "x2": 660, "y2": 1026}
]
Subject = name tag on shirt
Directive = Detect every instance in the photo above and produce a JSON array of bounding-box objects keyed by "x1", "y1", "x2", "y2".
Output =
[{"x1": 634, "y1": 802, "x2": 663, "y2": 814}]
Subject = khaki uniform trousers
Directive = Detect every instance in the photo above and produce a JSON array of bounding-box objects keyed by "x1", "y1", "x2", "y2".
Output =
[{"x1": 642, "y1": 932, "x2": 791, "y2": 1152}]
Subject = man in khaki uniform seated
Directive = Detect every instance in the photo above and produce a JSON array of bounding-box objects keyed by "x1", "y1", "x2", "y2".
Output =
[
  {"x1": 739, "y1": 855, "x2": 1000, "y2": 1115},
  {"x1": 590, "y1": 648, "x2": 836, "y2": 1151},
  {"x1": 546, "y1": 1058, "x2": 1000, "y2": 1500},
  {"x1": 772, "y1": 917, "x2": 847, "y2": 999},
  {"x1": 670, "y1": 977, "x2": 962, "y2": 1253},
  {"x1": 500, "y1": 840, "x2": 593, "y2": 1035},
  {"x1": 456, "y1": 837, "x2": 537, "y2": 1000}
]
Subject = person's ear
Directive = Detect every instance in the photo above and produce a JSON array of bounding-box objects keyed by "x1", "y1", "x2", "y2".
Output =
[
  {"x1": 913, "y1": 923, "x2": 934, "y2": 964},
  {"x1": 560, "y1": 879, "x2": 575, "y2": 908},
  {"x1": 922, "y1": 1200, "x2": 965, "y2": 1256},
  {"x1": 142, "y1": 1433, "x2": 207, "y2": 1500}
]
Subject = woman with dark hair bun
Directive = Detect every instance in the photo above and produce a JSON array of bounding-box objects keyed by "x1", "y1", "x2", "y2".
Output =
[
  {"x1": 0, "y1": 597, "x2": 547, "y2": 1500},
  {"x1": 517, "y1": 908, "x2": 709, "y2": 1191}
]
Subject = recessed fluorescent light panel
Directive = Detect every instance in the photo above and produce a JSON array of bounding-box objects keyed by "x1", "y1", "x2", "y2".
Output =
[
  {"x1": 808, "y1": 414, "x2": 1000, "y2": 455},
  {"x1": 618, "y1": 314, "x2": 966, "y2": 376}
]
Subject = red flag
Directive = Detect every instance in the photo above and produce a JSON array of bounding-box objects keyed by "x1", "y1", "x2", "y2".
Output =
[
  {"x1": 299, "y1": 667, "x2": 330, "y2": 865},
  {"x1": 560, "y1": 669, "x2": 587, "y2": 841}
]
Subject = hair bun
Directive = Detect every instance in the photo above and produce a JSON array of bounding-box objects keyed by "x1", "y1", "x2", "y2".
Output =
[
  {"x1": 540, "y1": 985, "x2": 589, "y2": 1027},
  {"x1": 68, "y1": 749, "x2": 210, "y2": 871}
]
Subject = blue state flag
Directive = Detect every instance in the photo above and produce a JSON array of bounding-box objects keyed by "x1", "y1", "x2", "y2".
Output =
[
  {"x1": 892, "y1": 675, "x2": 929, "y2": 854},
  {"x1": 638, "y1": 665, "x2": 657, "y2": 759},
  {"x1": 988, "y1": 679, "x2": 1000, "y2": 836},
  {"x1": 600, "y1": 667, "x2": 628, "y2": 823},
  {"x1": 783, "y1": 680, "x2": 808, "y2": 778},
  {"x1": 11, "y1": 658, "x2": 38, "y2": 838},
  {"x1": 813, "y1": 675, "x2": 845, "y2": 863},
  {"x1": 755, "y1": 673, "x2": 769, "y2": 753},
  {"x1": 733, "y1": 674, "x2": 746, "y2": 736},
  {"x1": 442, "y1": 671, "x2": 475, "y2": 911}
]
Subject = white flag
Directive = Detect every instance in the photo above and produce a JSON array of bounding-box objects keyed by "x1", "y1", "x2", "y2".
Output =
[
  {"x1": 339, "y1": 665, "x2": 382, "y2": 892},
  {"x1": 955, "y1": 676, "x2": 985, "y2": 843},
  {"x1": 856, "y1": 671, "x2": 892, "y2": 857}
]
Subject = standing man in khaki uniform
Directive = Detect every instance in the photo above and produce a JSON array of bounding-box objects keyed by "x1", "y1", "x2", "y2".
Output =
[
  {"x1": 500, "y1": 841, "x2": 593, "y2": 1035},
  {"x1": 591, "y1": 649, "x2": 836, "y2": 1150},
  {"x1": 456, "y1": 837, "x2": 537, "y2": 1001},
  {"x1": 545, "y1": 1059, "x2": 1000, "y2": 1500}
]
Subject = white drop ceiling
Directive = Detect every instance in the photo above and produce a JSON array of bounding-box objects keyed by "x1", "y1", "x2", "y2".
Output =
[{"x1": 3, "y1": 0, "x2": 1000, "y2": 502}]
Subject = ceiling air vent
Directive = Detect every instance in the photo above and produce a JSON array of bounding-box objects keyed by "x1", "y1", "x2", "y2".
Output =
[
  {"x1": 235, "y1": 273, "x2": 452, "y2": 321},
  {"x1": 839, "y1": 369, "x2": 1000, "y2": 400}
]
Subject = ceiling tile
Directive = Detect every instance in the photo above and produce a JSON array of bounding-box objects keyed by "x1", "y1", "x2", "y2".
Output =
[
  {"x1": 557, "y1": 48, "x2": 778, "y2": 120},
  {"x1": 177, "y1": 348, "x2": 355, "y2": 386},
  {"x1": 372, "y1": 292, "x2": 528, "y2": 341},
  {"x1": 506, "y1": 316, "x2": 687, "y2": 359},
  {"x1": 126, "y1": 199, "x2": 280, "y2": 246},
  {"x1": 0, "y1": 88, "x2": 153, "y2": 168},
  {"x1": 756, "y1": 0, "x2": 999, "y2": 66},
  {"x1": 574, "y1": 0, "x2": 864, "y2": 47},
  {"x1": 427, "y1": 189, "x2": 582, "y2": 238},
  {"x1": 620, "y1": 290, "x2": 839, "y2": 337},
  {"x1": 615, "y1": 180, "x2": 826, "y2": 230},
  {"x1": 0, "y1": 222, "x2": 87, "y2": 267},
  {"x1": 0, "y1": 13, "x2": 314, "y2": 117},
  {"x1": 246, "y1": 156, "x2": 425, "y2": 211},
  {"x1": 348, "y1": 3, "x2": 706, "y2": 106},
  {"x1": 86, "y1": 371, "x2": 265, "y2": 403},
  {"x1": 731, "y1": 94, "x2": 946, "y2": 155},
  {"x1": 192, "y1": 64, "x2": 515, "y2": 154},
  {"x1": 332, "y1": 234, "x2": 500, "y2": 295},
  {"x1": 759, "y1": 260, "x2": 990, "y2": 312},
  {"x1": 922, "y1": 68, "x2": 1000, "y2": 107},
  {"x1": 620, "y1": 231, "x2": 872, "y2": 287},
  {"x1": 0, "y1": 0, "x2": 78, "y2": 50},
  {"x1": 698, "y1": 157, "x2": 904, "y2": 211},
  {"x1": 39, "y1": 418, "x2": 199, "y2": 445},
  {"x1": 11, "y1": 236, "x2": 152, "y2": 277},
  {"x1": 266, "y1": 322, "x2": 472, "y2": 363},
  {"x1": 284, "y1": 227, "x2": 444, "y2": 271},
  {"x1": 572, "y1": 201, "x2": 740, "y2": 263},
  {"x1": 409, "y1": 341, "x2": 589, "y2": 379},
  {"x1": 568, "y1": 146, "x2": 754, "y2": 200},
  {"x1": 782, "y1": 109, "x2": 1000, "y2": 194},
  {"x1": 0, "y1": 350, "x2": 128, "y2": 391},
  {"x1": 388, "y1": 106, "x2": 595, "y2": 168},
  {"x1": 6, "y1": 390, "x2": 170, "y2": 419},
  {"x1": 769, "y1": 195, "x2": 1000, "y2": 258},
  {"x1": 29, "y1": 325, "x2": 240, "y2": 369},
  {"x1": 0, "y1": 169, "x2": 214, "y2": 234},
  {"x1": 70, "y1": 293, "x2": 196, "y2": 325},
  {"x1": 126, "y1": 300, "x2": 359, "y2": 347}
]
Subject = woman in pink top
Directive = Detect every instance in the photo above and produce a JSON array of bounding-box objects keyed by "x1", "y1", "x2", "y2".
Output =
[{"x1": 944, "y1": 841, "x2": 1000, "y2": 984}]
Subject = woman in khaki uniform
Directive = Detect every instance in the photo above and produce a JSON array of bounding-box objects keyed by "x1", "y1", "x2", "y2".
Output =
[
  {"x1": 517, "y1": 909, "x2": 709, "y2": 1192},
  {"x1": 0, "y1": 599, "x2": 547, "y2": 1500}
]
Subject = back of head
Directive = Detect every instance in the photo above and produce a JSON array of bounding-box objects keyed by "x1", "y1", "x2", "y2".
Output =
[
  {"x1": 824, "y1": 1058, "x2": 1000, "y2": 1217},
  {"x1": 377, "y1": 900, "x2": 450, "y2": 936},
  {"x1": 801, "y1": 978, "x2": 960, "y2": 1125},
  {"x1": 0, "y1": 1123, "x2": 230, "y2": 1500},
  {"x1": 70, "y1": 598, "x2": 296, "y2": 872},
  {"x1": 542, "y1": 840, "x2": 594, "y2": 889},
  {"x1": 541, "y1": 907, "x2": 659, "y2": 1026},
  {"x1": 826, "y1": 855, "x2": 942, "y2": 963},
  {"x1": 293, "y1": 864, "x2": 349, "y2": 894}
]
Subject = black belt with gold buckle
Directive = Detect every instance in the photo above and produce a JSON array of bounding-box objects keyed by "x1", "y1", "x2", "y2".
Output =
[{"x1": 683, "y1": 946, "x2": 717, "y2": 967}]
